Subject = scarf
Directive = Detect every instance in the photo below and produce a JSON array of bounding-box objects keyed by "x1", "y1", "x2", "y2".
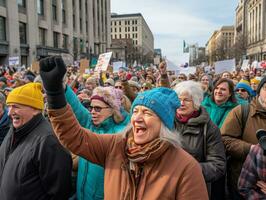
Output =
[
  {"x1": 125, "y1": 130, "x2": 170, "y2": 181},
  {"x1": 176, "y1": 110, "x2": 200, "y2": 123}
]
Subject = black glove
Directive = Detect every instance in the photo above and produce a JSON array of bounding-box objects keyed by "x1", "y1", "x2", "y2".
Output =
[{"x1": 40, "y1": 56, "x2": 67, "y2": 109}]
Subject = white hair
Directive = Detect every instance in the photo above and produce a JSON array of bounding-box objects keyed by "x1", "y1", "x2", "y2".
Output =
[{"x1": 174, "y1": 80, "x2": 204, "y2": 110}]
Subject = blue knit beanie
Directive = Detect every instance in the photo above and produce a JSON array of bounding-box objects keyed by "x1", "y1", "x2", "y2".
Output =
[
  {"x1": 235, "y1": 82, "x2": 253, "y2": 96},
  {"x1": 131, "y1": 87, "x2": 180, "y2": 130}
]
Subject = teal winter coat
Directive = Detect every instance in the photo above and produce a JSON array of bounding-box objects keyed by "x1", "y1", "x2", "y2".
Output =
[
  {"x1": 65, "y1": 86, "x2": 130, "y2": 200},
  {"x1": 202, "y1": 96, "x2": 238, "y2": 128}
]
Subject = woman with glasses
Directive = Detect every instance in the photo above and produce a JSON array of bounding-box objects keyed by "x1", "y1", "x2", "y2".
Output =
[
  {"x1": 39, "y1": 56, "x2": 209, "y2": 199},
  {"x1": 174, "y1": 81, "x2": 226, "y2": 200},
  {"x1": 63, "y1": 84, "x2": 130, "y2": 200}
]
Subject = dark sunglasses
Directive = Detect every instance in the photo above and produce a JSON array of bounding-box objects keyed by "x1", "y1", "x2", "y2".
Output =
[
  {"x1": 142, "y1": 87, "x2": 149, "y2": 90},
  {"x1": 178, "y1": 77, "x2": 185, "y2": 80},
  {"x1": 88, "y1": 106, "x2": 110, "y2": 112},
  {"x1": 115, "y1": 86, "x2": 123, "y2": 89},
  {"x1": 236, "y1": 88, "x2": 247, "y2": 92}
]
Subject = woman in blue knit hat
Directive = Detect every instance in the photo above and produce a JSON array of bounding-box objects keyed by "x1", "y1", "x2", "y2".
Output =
[{"x1": 39, "y1": 56, "x2": 209, "y2": 200}]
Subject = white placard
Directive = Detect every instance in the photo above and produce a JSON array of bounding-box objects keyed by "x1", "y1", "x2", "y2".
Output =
[
  {"x1": 214, "y1": 59, "x2": 236, "y2": 74},
  {"x1": 165, "y1": 59, "x2": 178, "y2": 71},
  {"x1": 241, "y1": 59, "x2": 250, "y2": 70},
  {"x1": 204, "y1": 66, "x2": 211, "y2": 73},
  {"x1": 113, "y1": 61, "x2": 124, "y2": 72},
  {"x1": 9, "y1": 56, "x2": 20, "y2": 66},
  {"x1": 95, "y1": 52, "x2": 112, "y2": 72},
  {"x1": 179, "y1": 67, "x2": 197, "y2": 76}
]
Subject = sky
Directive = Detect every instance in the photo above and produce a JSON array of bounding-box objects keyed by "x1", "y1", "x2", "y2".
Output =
[{"x1": 111, "y1": 0, "x2": 239, "y2": 64}]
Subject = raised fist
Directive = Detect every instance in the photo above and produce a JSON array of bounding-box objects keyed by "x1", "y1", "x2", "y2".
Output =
[
  {"x1": 159, "y1": 61, "x2": 167, "y2": 74},
  {"x1": 40, "y1": 56, "x2": 66, "y2": 95}
]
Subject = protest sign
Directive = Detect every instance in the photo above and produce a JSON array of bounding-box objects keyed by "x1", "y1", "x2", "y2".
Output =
[
  {"x1": 95, "y1": 52, "x2": 112, "y2": 72},
  {"x1": 179, "y1": 67, "x2": 197, "y2": 76},
  {"x1": 214, "y1": 59, "x2": 235, "y2": 74},
  {"x1": 113, "y1": 61, "x2": 124, "y2": 72},
  {"x1": 241, "y1": 59, "x2": 250, "y2": 70},
  {"x1": 79, "y1": 59, "x2": 89, "y2": 75},
  {"x1": 9, "y1": 56, "x2": 20, "y2": 66}
]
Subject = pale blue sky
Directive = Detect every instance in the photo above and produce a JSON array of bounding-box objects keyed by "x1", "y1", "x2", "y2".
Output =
[{"x1": 111, "y1": 0, "x2": 238, "y2": 63}]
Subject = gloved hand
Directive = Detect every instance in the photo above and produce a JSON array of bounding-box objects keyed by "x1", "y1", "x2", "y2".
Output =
[{"x1": 40, "y1": 56, "x2": 67, "y2": 109}]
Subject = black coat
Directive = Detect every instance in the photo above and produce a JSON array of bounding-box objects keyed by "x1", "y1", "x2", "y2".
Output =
[{"x1": 0, "y1": 113, "x2": 72, "y2": 200}]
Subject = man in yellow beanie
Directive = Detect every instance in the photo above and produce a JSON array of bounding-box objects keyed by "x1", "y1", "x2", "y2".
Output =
[{"x1": 0, "y1": 82, "x2": 72, "y2": 200}]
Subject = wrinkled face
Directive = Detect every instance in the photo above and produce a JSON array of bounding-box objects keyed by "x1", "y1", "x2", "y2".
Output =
[
  {"x1": 236, "y1": 88, "x2": 249, "y2": 100},
  {"x1": 8, "y1": 104, "x2": 39, "y2": 129},
  {"x1": 131, "y1": 106, "x2": 161, "y2": 145},
  {"x1": 214, "y1": 82, "x2": 231, "y2": 105},
  {"x1": 89, "y1": 99, "x2": 112, "y2": 125},
  {"x1": 177, "y1": 92, "x2": 196, "y2": 116}
]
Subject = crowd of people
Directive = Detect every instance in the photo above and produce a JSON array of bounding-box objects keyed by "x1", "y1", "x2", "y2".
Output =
[{"x1": 0, "y1": 57, "x2": 265, "y2": 199}]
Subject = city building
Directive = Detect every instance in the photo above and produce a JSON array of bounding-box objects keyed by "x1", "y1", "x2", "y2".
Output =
[
  {"x1": 110, "y1": 13, "x2": 154, "y2": 65},
  {"x1": 0, "y1": 0, "x2": 111, "y2": 66},
  {"x1": 245, "y1": 0, "x2": 266, "y2": 61},
  {"x1": 206, "y1": 26, "x2": 235, "y2": 65}
]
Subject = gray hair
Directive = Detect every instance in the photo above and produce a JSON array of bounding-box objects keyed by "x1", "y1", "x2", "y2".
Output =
[{"x1": 174, "y1": 80, "x2": 204, "y2": 110}]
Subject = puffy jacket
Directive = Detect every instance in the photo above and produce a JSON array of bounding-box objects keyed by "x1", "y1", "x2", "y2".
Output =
[
  {"x1": 202, "y1": 96, "x2": 238, "y2": 128},
  {"x1": 65, "y1": 86, "x2": 130, "y2": 200},
  {"x1": 175, "y1": 107, "x2": 226, "y2": 183}
]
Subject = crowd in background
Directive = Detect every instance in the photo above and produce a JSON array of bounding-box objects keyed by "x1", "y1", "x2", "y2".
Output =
[{"x1": 0, "y1": 59, "x2": 266, "y2": 200}]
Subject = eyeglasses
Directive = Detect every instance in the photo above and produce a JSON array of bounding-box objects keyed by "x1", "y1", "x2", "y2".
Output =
[
  {"x1": 179, "y1": 98, "x2": 193, "y2": 104},
  {"x1": 142, "y1": 87, "x2": 149, "y2": 90},
  {"x1": 178, "y1": 77, "x2": 185, "y2": 80},
  {"x1": 115, "y1": 86, "x2": 123, "y2": 89},
  {"x1": 88, "y1": 106, "x2": 110, "y2": 112},
  {"x1": 236, "y1": 88, "x2": 247, "y2": 93}
]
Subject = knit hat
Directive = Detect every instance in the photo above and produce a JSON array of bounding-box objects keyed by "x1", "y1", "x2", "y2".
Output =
[
  {"x1": 250, "y1": 78, "x2": 260, "y2": 85},
  {"x1": 131, "y1": 87, "x2": 180, "y2": 130},
  {"x1": 235, "y1": 82, "x2": 253, "y2": 95},
  {"x1": 91, "y1": 86, "x2": 123, "y2": 111},
  {"x1": 6, "y1": 83, "x2": 44, "y2": 110},
  {"x1": 128, "y1": 80, "x2": 141, "y2": 90},
  {"x1": 257, "y1": 76, "x2": 266, "y2": 94},
  {"x1": 104, "y1": 78, "x2": 115, "y2": 86}
]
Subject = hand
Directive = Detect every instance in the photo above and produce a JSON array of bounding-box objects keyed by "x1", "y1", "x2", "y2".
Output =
[
  {"x1": 159, "y1": 61, "x2": 167, "y2": 74},
  {"x1": 257, "y1": 181, "x2": 266, "y2": 194},
  {"x1": 40, "y1": 56, "x2": 66, "y2": 95}
]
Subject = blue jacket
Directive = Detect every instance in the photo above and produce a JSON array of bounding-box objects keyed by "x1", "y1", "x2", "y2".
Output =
[
  {"x1": 202, "y1": 96, "x2": 238, "y2": 128},
  {"x1": 65, "y1": 86, "x2": 130, "y2": 200}
]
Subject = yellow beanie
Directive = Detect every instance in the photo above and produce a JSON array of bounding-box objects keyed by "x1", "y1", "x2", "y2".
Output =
[
  {"x1": 239, "y1": 79, "x2": 250, "y2": 86},
  {"x1": 6, "y1": 83, "x2": 44, "y2": 110},
  {"x1": 251, "y1": 78, "x2": 260, "y2": 85}
]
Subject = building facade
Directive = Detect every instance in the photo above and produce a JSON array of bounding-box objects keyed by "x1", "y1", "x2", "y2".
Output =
[
  {"x1": 110, "y1": 13, "x2": 154, "y2": 65},
  {"x1": 0, "y1": 0, "x2": 111, "y2": 66},
  {"x1": 206, "y1": 26, "x2": 235, "y2": 65},
  {"x1": 245, "y1": 0, "x2": 266, "y2": 61}
]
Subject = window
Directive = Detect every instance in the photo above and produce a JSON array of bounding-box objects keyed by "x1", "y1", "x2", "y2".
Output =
[
  {"x1": 114, "y1": 21, "x2": 116, "y2": 26},
  {"x1": 115, "y1": 28, "x2": 117, "y2": 32},
  {"x1": 63, "y1": 34, "x2": 68, "y2": 49},
  {"x1": 125, "y1": 21, "x2": 127, "y2": 25},
  {"x1": 125, "y1": 27, "x2": 127, "y2": 32},
  {"x1": 52, "y1": 0, "x2": 57, "y2": 21},
  {"x1": 73, "y1": 37, "x2": 78, "y2": 52},
  {"x1": 135, "y1": 20, "x2": 137, "y2": 24},
  {"x1": 17, "y1": 0, "x2": 26, "y2": 13},
  {"x1": 19, "y1": 22, "x2": 27, "y2": 44},
  {"x1": 0, "y1": 17, "x2": 6, "y2": 41},
  {"x1": 119, "y1": 27, "x2": 121, "y2": 32},
  {"x1": 37, "y1": 0, "x2": 44, "y2": 15},
  {"x1": 119, "y1": 21, "x2": 121, "y2": 25},
  {"x1": 128, "y1": 27, "x2": 130, "y2": 32},
  {"x1": 132, "y1": 27, "x2": 134, "y2": 31},
  {"x1": 62, "y1": 0, "x2": 66, "y2": 24},
  {"x1": 53, "y1": 32, "x2": 59, "y2": 48},
  {"x1": 135, "y1": 27, "x2": 137, "y2": 31},
  {"x1": 39, "y1": 28, "x2": 46, "y2": 46},
  {"x1": 0, "y1": 0, "x2": 5, "y2": 7},
  {"x1": 119, "y1": 34, "x2": 121, "y2": 38},
  {"x1": 17, "y1": 0, "x2": 26, "y2": 7},
  {"x1": 73, "y1": 14, "x2": 76, "y2": 30}
]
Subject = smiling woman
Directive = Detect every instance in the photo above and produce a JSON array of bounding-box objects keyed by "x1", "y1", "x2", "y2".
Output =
[{"x1": 40, "y1": 56, "x2": 209, "y2": 200}]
